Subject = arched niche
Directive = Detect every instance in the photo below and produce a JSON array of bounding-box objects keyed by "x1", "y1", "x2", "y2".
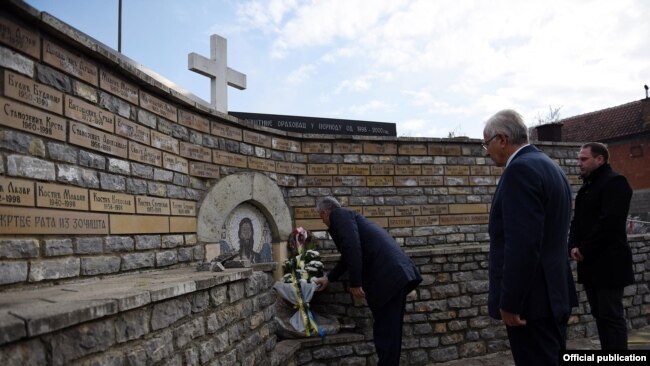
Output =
[{"x1": 197, "y1": 172, "x2": 292, "y2": 279}]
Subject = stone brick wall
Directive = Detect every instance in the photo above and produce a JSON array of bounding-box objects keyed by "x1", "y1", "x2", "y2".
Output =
[
  {"x1": 0, "y1": 268, "x2": 279, "y2": 366},
  {"x1": 0, "y1": 1, "x2": 582, "y2": 290},
  {"x1": 0, "y1": 2, "x2": 648, "y2": 366}
]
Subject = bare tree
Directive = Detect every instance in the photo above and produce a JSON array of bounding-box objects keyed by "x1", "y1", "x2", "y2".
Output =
[
  {"x1": 447, "y1": 124, "x2": 463, "y2": 138},
  {"x1": 536, "y1": 105, "x2": 562, "y2": 125}
]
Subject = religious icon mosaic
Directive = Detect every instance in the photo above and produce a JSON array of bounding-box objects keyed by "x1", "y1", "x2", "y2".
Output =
[{"x1": 219, "y1": 203, "x2": 272, "y2": 263}]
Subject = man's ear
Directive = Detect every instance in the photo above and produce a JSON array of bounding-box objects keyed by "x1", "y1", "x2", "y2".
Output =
[{"x1": 497, "y1": 134, "x2": 507, "y2": 147}]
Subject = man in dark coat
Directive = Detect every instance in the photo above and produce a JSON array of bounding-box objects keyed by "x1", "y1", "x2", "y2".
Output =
[
  {"x1": 483, "y1": 109, "x2": 577, "y2": 366},
  {"x1": 569, "y1": 142, "x2": 634, "y2": 350},
  {"x1": 314, "y1": 196, "x2": 422, "y2": 365}
]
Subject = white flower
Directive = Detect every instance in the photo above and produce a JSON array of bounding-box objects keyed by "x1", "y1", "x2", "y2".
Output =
[{"x1": 299, "y1": 269, "x2": 309, "y2": 279}]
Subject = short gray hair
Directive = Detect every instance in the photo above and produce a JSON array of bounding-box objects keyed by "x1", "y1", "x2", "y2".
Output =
[
  {"x1": 483, "y1": 109, "x2": 529, "y2": 145},
  {"x1": 316, "y1": 196, "x2": 341, "y2": 212}
]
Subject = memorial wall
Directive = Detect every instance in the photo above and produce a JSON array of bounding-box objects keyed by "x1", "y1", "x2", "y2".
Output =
[{"x1": 0, "y1": 1, "x2": 583, "y2": 288}]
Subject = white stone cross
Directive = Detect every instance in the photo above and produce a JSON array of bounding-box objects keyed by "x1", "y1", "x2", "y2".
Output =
[{"x1": 188, "y1": 34, "x2": 246, "y2": 114}]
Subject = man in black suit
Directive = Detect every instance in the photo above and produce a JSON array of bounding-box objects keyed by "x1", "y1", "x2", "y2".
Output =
[
  {"x1": 484, "y1": 109, "x2": 576, "y2": 365},
  {"x1": 569, "y1": 142, "x2": 634, "y2": 350},
  {"x1": 314, "y1": 196, "x2": 422, "y2": 365}
]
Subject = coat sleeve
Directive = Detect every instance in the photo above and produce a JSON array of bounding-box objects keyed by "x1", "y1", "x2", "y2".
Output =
[
  {"x1": 326, "y1": 211, "x2": 363, "y2": 287},
  {"x1": 499, "y1": 163, "x2": 545, "y2": 315},
  {"x1": 578, "y1": 175, "x2": 632, "y2": 259},
  {"x1": 327, "y1": 256, "x2": 347, "y2": 282}
]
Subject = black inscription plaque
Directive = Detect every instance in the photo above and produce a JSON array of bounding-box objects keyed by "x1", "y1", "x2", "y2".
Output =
[{"x1": 230, "y1": 111, "x2": 396, "y2": 137}]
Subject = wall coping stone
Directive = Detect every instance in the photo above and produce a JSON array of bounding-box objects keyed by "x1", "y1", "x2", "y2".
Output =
[{"x1": 0, "y1": 267, "x2": 253, "y2": 346}]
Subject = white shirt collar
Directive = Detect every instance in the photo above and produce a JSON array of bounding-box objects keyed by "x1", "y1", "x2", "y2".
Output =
[{"x1": 506, "y1": 144, "x2": 530, "y2": 167}]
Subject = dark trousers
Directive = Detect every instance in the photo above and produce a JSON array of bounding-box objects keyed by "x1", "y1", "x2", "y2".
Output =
[
  {"x1": 585, "y1": 286, "x2": 628, "y2": 350},
  {"x1": 506, "y1": 315, "x2": 568, "y2": 366},
  {"x1": 370, "y1": 287, "x2": 408, "y2": 366}
]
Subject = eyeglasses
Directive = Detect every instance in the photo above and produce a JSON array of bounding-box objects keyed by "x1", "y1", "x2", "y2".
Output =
[{"x1": 482, "y1": 135, "x2": 498, "y2": 150}]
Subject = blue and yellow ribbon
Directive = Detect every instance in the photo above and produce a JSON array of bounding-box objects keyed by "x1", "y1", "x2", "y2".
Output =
[{"x1": 291, "y1": 272, "x2": 324, "y2": 337}]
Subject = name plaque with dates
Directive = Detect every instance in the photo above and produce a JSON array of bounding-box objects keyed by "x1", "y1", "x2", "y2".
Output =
[
  {"x1": 299, "y1": 176, "x2": 333, "y2": 187},
  {"x1": 333, "y1": 176, "x2": 366, "y2": 186},
  {"x1": 275, "y1": 162, "x2": 306, "y2": 175},
  {"x1": 439, "y1": 214, "x2": 488, "y2": 225},
  {"x1": 140, "y1": 91, "x2": 177, "y2": 122},
  {"x1": 371, "y1": 164, "x2": 395, "y2": 175},
  {"x1": 151, "y1": 130, "x2": 179, "y2": 154},
  {"x1": 116, "y1": 117, "x2": 150, "y2": 145},
  {"x1": 213, "y1": 150, "x2": 247, "y2": 168},
  {"x1": 399, "y1": 144, "x2": 428, "y2": 155},
  {"x1": 170, "y1": 199, "x2": 196, "y2": 216},
  {"x1": 189, "y1": 161, "x2": 220, "y2": 179},
  {"x1": 339, "y1": 164, "x2": 370, "y2": 176},
  {"x1": 136, "y1": 196, "x2": 171, "y2": 215},
  {"x1": 36, "y1": 182, "x2": 88, "y2": 210},
  {"x1": 90, "y1": 190, "x2": 135, "y2": 213},
  {"x1": 421, "y1": 204, "x2": 449, "y2": 215},
  {"x1": 69, "y1": 121, "x2": 128, "y2": 158},
  {"x1": 294, "y1": 207, "x2": 319, "y2": 219},
  {"x1": 43, "y1": 40, "x2": 98, "y2": 86},
  {"x1": 308, "y1": 164, "x2": 337, "y2": 175},
  {"x1": 99, "y1": 69, "x2": 139, "y2": 104},
  {"x1": 272, "y1": 137, "x2": 301, "y2": 152},
  {"x1": 363, "y1": 206, "x2": 394, "y2": 217},
  {"x1": 65, "y1": 95, "x2": 115, "y2": 133},
  {"x1": 302, "y1": 142, "x2": 331, "y2": 154},
  {"x1": 363, "y1": 142, "x2": 397, "y2": 155},
  {"x1": 415, "y1": 215, "x2": 439, "y2": 226},
  {"x1": 180, "y1": 142, "x2": 211, "y2": 162},
  {"x1": 211, "y1": 121, "x2": 242, "y2": 141},
  {"x1": 247, "y1": 157, "x2": 276, "y2": 172},
  {"x1": 178, "y1": 110, "x2": 210, "y2": 133},
  {"x1": 4, "y1": 71, "x2": 63, "y2": 114},
  {"x1": 0, "y1": 177, "x2": 34, "y2": 207},
  {"x1": 0, "y1": 97, "x2": 66, "y2": 141},
  {"x1": 243, "y1": 130, "x2": 272, "y2": 148},
  {"x1": 395, "y1": 165, "x2": 422, "y2": 175},
  {"x1": 129, "y1": 141, "x2": 162, "y2": 167},
  {"x1": 0, "y1": 15, "x2": 40, "y2": 58},
  {"x1": 163, "y1": 152, "x2": 189, "y2": 174},
  {"x1": 333, "y1": 142, "x2": 362, "y2": 154}
]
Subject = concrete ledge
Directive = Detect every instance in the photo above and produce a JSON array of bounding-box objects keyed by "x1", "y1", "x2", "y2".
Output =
[{"x1": 0, "y1": 267, "x2": 252, "y2": 346}]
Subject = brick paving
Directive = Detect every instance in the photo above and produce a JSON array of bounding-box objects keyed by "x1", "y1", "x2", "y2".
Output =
[{"x1": 435, "y1": 326, "x2": 650, "y2": 366}]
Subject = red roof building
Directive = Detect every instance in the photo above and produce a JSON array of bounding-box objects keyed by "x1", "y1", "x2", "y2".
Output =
[{"x1": 533, "y1": 96, "x2": 650, "y2": 219}]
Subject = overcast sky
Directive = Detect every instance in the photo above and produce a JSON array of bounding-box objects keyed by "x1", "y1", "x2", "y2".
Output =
[{"x1": 26, "y1": 0, "x2": 650, "y2": 138}]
